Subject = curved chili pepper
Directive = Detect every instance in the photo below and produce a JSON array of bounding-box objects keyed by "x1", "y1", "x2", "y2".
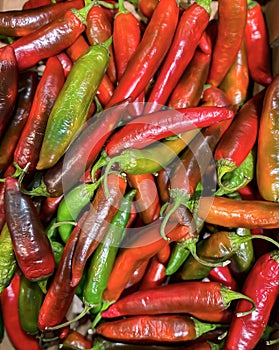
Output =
[
  {"x1": 96, "y1": 314, "x2": 225, "y2": 343},
  {"x1": 36, "y1": 40, "x2": 110, "y2": 170},
  {"x1": 224, "y1": 250, "x2": 279, "y2": 349},
  {"x1": 0, "y1": 0, "x2": 84, "y2": 37},
  {"x1": 245, "y1": 1, "x2": 272, "y2": 86},
  {"x1": 57, "y1": 52, "x2": 73, "y2": 78},
  {"x1": 127, "y1": 173, "x2": 160, "y2": 224},
  {"x1": 102, "y1": 220, "x2": 190, "y2": 303},
  {"x1": 13, "y1": 56, "x2": 65, "y2": 173},
  {"x1": 105, "y1": 0, "x2": 179, "y2": 107},
  {"x1": 257, "y1": 74, "x2": 279, "y2": 201},
  {"x1": 38, "y1": 215, "x2": 84, "y2": 331},
  {"x1": 18, "y1": 274, "x2": 44, "y2": 335},
  {"x1": 102, "y1": 280, "x2": 255, "y2": 321},
  {"x1": 197, "y1": 196, "x2": 279, "y2": 230},
  {"x1": 0, "y1": 223, "x2": 17, "y2": 294},
  {"x1": 138, "y1": 255, "x2": 167, "y2": 290},
  {"x1": 138, "y1": 0, "x2": 159, "y2": 19},
  {"x1": 62, "y1": 330, "x2": 93, "y2": 349},
  {"x1": 105, "y1": 106, "x2": 234, "y2": 156},
  {"x1": 145, "y1": 1, "x2": 211, "y2": 113},
  {"x1": 207, "y1": 0, "x2": 247, "y2": 87},
  {"x1": 168, "y1": 48, "x2": 211, "y2": 109},
  {"x1": 10, "y1": 4, "x2": 93, "y2": 72},
  {"x1": 71, "y1": 173, "x2": 127, "y2": 287},
  {"x1": 4, "y1": 177, "x2": 55, "y2": 281},
  {"x1": 219, "y1": 39, "x2": 249, "y2": 107},
  {"x1": 113, "y1": 0, "x2": 141, "y2": 81},
  {"x1": 0, "y1": 71, "x2": 38, "y2": 174},
  {"x1": 208, "y1": 265, "x2": 239, "y2": 291},
  {"x1": 83, "y1": 190, "x2": 135, "y2": 315},
  {"x1": 0, "y1": 45, "x2": 18, "y2": 139},
  {"x1": 86, "y1": 4, "x2": 116, "y2": 84},
  {"x1": 1, "y1": 273, "x2": 43, "y2": 350},
  {"x1": 215, "y1": 89, "x2": 265, "y2": 191}
]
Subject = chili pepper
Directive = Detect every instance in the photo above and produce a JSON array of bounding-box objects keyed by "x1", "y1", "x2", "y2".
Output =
[
  {"x1": 178, "y1": 230, "x2": 278, "y2": 281},
  {"x1": 86, "y1": 4, "x2": 116, "y2": 84},
  {"x1": 4, "y1": 177, "x2": 55, "y2": 281},
  {"x1": 83, "y1": 190, "x2": 135, "y2": 317},
  {"x1": 145, "y1": 1, "x2": 211, "y2": 113},
  {"x1": 207, "y1": 0, "x2": 247, "y2": 87},
  {"x1": 197, "y1": 196, "x2": 279, "y2": 230},
  {"x1": 138, "y1": 0, "x2": 159, "y2": 19},
  {"x1": 127, "y1": 173, "x2": 160, "y2": 224},
  {"x1": 26, "y1": 101, "x2": 129, "y2": 198},
  {"x1": 36, "y1": 40, "x2": 110, "y2": 171},
  {"x1": 0, "y1": 71, "x2": 38, "y2": 174},
  {"x1": 62, "y1": 330, "x2": 93, "y2": 349},
  {"x1": 13, "y1": 56, "x2": 65, "y2": 173},
  {"x1": 57, "y1": 52, "x2": 73, "y2": 78},
  {"x1": 102, "y1": 220, "x2": 190, "y2": 303},
  {"x1": 257, "y1": 73, "x2": 279, "y2": 202},
  {"x1": 138, "y1": 255, "x2": 167, "y2": 290},
  {"x1": 102, "y1": 280, "x2": 255, "y2": 321},
  {"x1": 0, "y1": 0, "x2": 84, "y2": 37},
  {"x1": 56, "y1": 179, "x2": 102, "y2": 243},
  {"x1": 224, "y1": 250, "x2": 279, "y2": 349},
  {"x1": 39, "y1": 195, "x2": 63, "y2": 226},
  {"x1": 105, "y1": 0, "x2": 179, "y2": 107},
  {"x1": 105, "y1": 106, "x2": 234, "y2": 156},
  {"x1": 198, "y1": 30, "x2": 212, "y2": 55},
  {"x1": 219, "y1": 39, "x2": 249, "y2": 107},
  {"x1": 71, "y1": 173, "x2": 127, "y2": 287},
  {"x1": 113, "y1": 0, "x2": 141, "y2": 81},
  {"x1": 38, "y1": 214, "x2": 84, "y2": 331},
  {"x1": 156, "y1": 167, "x2": 171, "y2": 204},
  {"x1": 0, "y1": 45, "x2": 18, "y2": 140},
  {"x1": 22, "y1": 0, "x2": 66, "y2": 10},
  {"x1": 168, "y1": 48, "x2": 211, "y2": 109},
  {"x1": 18, "y1": 274, "x2": 44, "y2": 335},
  {"x1": 0, "y1": 223, "x2": 17, "y2": 294},
  {"x1": 123, "y1": 258, "x2": 149, "y2": 293},
  {"x1": 208, "y1": 265, "x2": 239, "y2": 291},
  {"x1": 10, "y1": 4, "x2": 93, "y2": 72},
  {"x1": 215, "y1": 89, "x2": 265, "y2": 190},
  {"x1": 1, "y1": 273, "x2": 43, "y2": 350},
  {"x1": 201, "y1": 85, "x2": 233, "y2": 108},
  {"x1": 95, "y1": 314, "x2": 225, "y2": 344},
  {"x1": 245, "y1": 0, "x2": 272, "y2": 86},
  {"x1": 66, "y1": 34, "x2": 89, "y2": 62}
]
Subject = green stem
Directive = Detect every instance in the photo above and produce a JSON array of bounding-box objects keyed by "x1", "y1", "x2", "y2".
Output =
[
  {"x1": 117, "y1": 0, "x2": 127, "y2": 13},
  {"x1": 192, "y1": 317, "x2": 226, "y2": 339},
  {"x1": 230, "y1": 234, "x2": 279, "y2": 251},
  {"x1": 220, "y1": 286, "x2": 256, "y2": 317},
  {"x1": 90, "y1": 300, "x2": 114, "y2": 329},
  {"x1": 266, "y1": 338, "x2": 279, "y2": 346},
  {"x1": 72, "y1": 2, "x2": 97, "y2": 25},
  {"x1": 195, "y1": 0, "x2": 212, "y2": 14},
  {"x1": 18, "y1": 163, "x2": 50, "y2": 197}
]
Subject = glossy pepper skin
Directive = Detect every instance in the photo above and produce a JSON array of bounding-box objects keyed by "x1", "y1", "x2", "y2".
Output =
[
  {"x1": 0, "y1": 45, "x2": 18, "y2": 140},
  {"x1": 224, "y1": 251, "x2": 279, "y2": 349},
  {"x1": 256, "y1": 74, "x2": 279, "y2": 202},
  {"x1": 105, "y1": 0, "x2": 179, "y2": 107},
  {"x1": 0, "y1": 0, "x2": 84, "y2": 37},
  {"x1": 4, "y1": 177, "x2": 55, "y2": 281}
]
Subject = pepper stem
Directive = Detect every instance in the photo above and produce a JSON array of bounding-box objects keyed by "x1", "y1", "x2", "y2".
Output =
[
  {"x1": 90, "y1": 300, "x2": 115, "y2": 329},
  {"x1": 191, "y1": 317, "x2": 226, "y2": 339},
  {"x1": 103, "y1": 155, "x2": 123, "y2": 199},
  {"x1": 195, "y1": 0, "x2": 212, "y2": 14},
  {"x1": 117, "y1": 0, "x2": 127, "y2": 13},
  {"x1": 18, "y1": 162, "x2": 50, "y2": 197},
  {"x1": 230, "y1": 233, "x2": 279, "y2": 250},
  {"x1": 266, "y1": 338, "x2": 279, "y2": 346},
  {"x1": 220, "y1": 285, "x2": 256, "y2": 317}
]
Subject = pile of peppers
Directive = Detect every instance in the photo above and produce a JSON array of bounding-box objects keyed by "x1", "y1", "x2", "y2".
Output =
[{"x1": 0, "y1": 0, "x2": 279, "y2": 349}]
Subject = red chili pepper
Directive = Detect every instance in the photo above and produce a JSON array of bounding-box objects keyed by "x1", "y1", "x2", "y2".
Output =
[
  {"x1": 105, "y1": 0, "x2": 179, "y2": 107},
  {"x1": 39, "y1": 195, "x2": 63, "y2": 226},
  {"x1": 0, "y1": 71, "x2": 38, "y2": 174},
  {"x1": 0, "y1": 164, "x2": 15, "y2": 232},
  {"x1": 201, "y1": 85, "x2": 233, "y2": 108},
  {"x1": 66, "y1": 34, "x2": 89, "y2": 62},
  {"x1": 208, "y1": 265, "x2": 239, "y2": 291},
  {"x1": 13, "y1": 56, "x2": 65, "y2": 173},
  {"x1": 71, "y1": 173, "x2": 127, "y2": 287},
  {"x1": 138, "y1": 0, "x2": 159, "y2": 19},
  {"x1": 102, "y1": 221, "x2": 190, "y2": 303},
  {"x1": 62, "y1": 330, "x2": 93, "y2": 349},
  {"x1": 0, "y1": 0, "x2": 84, "y2": 37},
  {"x1": 57, "y1": 52, "x2": 73, "y2": 78},
  {"x1": 112, "y1": 0, "x2": 141, "y2": 81},
  {"x1": 207, "y1": 0, "x2": 247, "y2": 87},
  {"x1": 1, "y1": 273, "x2": 42, "y2": 350},
  {"x1": 4, "y1": 177, "x2": 55, "y2": 281},
  {"x1": 38, "y1": 215, "x2": 85, "y2": 331},
  {"x1": 168, "y1": 48, "x2": 211, "y2": 109},
  {"x1": 10, "y1": 5, "x2": 91, "y2": 71},
  {"x1": 138, "y1": 256, "x2": 167, "y2": 290},
  {"x1": 224, "y1": 250, "x2": 279, "y2": 349},
  {"x1": 245, "y1": 1, "x2": 272, "y2": 86},
  {"x1": 145, "y1": 1, "x2": 211, "y2": 113},
  {"x1": 0, "y1": 45, "x2": 18, "y2": 139},
  {"x1": 85, "y1": 4, "x2": 117, "y2": 84},
  {"x1": 22, "y1": 0, "x2": 64, "y2": 10},
  {"x1": 105, "y1": 106, "x2": 234, "y2": 156},
  {"x1": 127, "y1": 173, "x2": 161, "y2": 224},
  {"x1": 198, "y1": 30, "x2": 212, "y2": 55}
]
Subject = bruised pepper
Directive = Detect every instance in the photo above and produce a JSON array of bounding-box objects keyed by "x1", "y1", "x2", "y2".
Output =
[{"x1": 36, "y1": 39, "x2": 110, "y2": 170}]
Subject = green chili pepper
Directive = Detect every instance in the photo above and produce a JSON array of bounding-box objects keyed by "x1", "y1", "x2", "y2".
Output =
[
  {"x1": 36, "y1": 38, "x2": 111, "y2": 170},
  {"x1": 83, "y1": 189, "x2": 136, "y2": 320},
  {"x1": 56, "y1": 179, "x2": 102, "y2": 243},
  {"x1": 0, "y1": 301, "x2": 4, "y2": 344},
  {"x1": 215, "y1": 150, "x2": 255, "y2": 195},
  {"x1": 0, "y1": 223, "x2": 17, "y2": 294},
  {"x1": 18, "y1": 274, "x2": 44, "y2": 335}
]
